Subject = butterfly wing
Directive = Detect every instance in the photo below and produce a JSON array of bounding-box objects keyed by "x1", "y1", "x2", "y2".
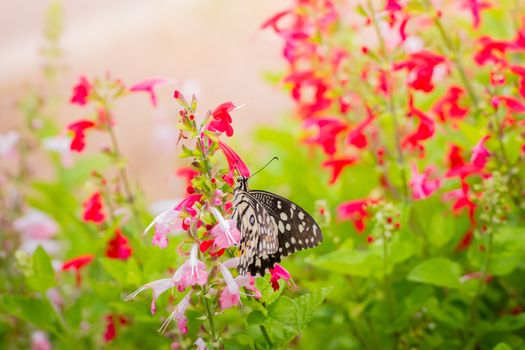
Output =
[
  {"x1": 232, "y1": 191, "x2": 279, "y2": 276},
  {"x1": 249, "y1": 190, "x2": 323, "y2": 258}
]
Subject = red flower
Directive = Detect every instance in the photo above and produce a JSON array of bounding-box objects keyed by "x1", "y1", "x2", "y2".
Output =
[
  {"x1": 304, "y1": 117, "x2": 347, "y2": 155},
  {"x1": 261, "y1": 10, "x2": 292, "y2": 33},
  {"x1": 474, "y1": 37, "x2": 510, "y2": 65},
  {"x1": 103, "y1": 314, "x2": 127, "y2": 342},
  {"x1": 393, "y1": 51, "x2": 446, "y2": 92},
  {"x1": 460, "y1": 0, "x2": 490, "y2": 28},
  {"x1": 62, "y1": 254, "x2": 94, "y2": 287},
  {"x1": 432, "y1": 86, "x2": 468, "y2": 122},
  {"x1": 403, "y1": 98, "x2": 435, "y2": 151},
  {"x1": 471, "y1": 135, "x2": 490, "y2": 169},
  {"x1": 346, "y1": 106, "x2": 375, "y2": 149},
  {"x1": 83, "y1": 192, "x2": 105, "y2": 223},
  {"x1": 447, "y1": 145, "x2": 465, "y2": 173},
  {"x1": 269, "y1": 264, "x2": 292, "y2": 291},
  {"x1": 510, "y1": 65, "x2": 525, "y2": 98},
  {"x1": 70, "y1": 76, "x2": 92, "y2": 106},
  {"x1": 492, "y1": 96, "x2": 525, "y2": 113},
  {"x1": 176, "y1": 167, "x2": 199, "y2": 187},
  {"x1": 208, "y1": 102, "x2": 236, "y2": 137},
  {"x1": 443, "y1": 181, "x2": 476, "y2": 225},
  {"x1": 409, "y1": 164, "x2": 441, "y2": 200},
  {"x1": 67, "y1": 120, "x2": 95, "y2": 152},
  {"x1": 129, "y1": 78, "x2": 170, "y2": 107},
  {"x1": 106, "y1": 229, "x2": 133, "y2": 260},
  {"x1": 322, "y1": 157, "x2": 357, "y2": 184},
  {"x1": 385, "y1": 0, "x2": 402, "y2": 12},
  {"x1": 217, "y1": 140, "x2": 250, "y2": 179},
  {"x1": 338, "y1": 199, "x2": 369, "y2": 232}
]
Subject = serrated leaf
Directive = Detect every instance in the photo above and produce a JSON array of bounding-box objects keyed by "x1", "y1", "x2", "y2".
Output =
[{"x1": 407, "y1": 258, "x2": 462, "y2": 289}]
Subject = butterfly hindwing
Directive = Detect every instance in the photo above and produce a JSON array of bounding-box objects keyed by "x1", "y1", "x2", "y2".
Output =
[{"x1": 232, "y1": 191, "x2": 278, "y2": 275}]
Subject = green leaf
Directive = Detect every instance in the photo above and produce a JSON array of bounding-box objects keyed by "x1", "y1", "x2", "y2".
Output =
[
  {"x1": 310, "y1": 250, "x2": 381, "y2": 277},
  {"x1": 27, "y1": 246, "x2": 55, "y2": 292},
  {"x1": 493, "y1": 343, "x2": 512, "y2": 350},
  {"x1": 0, "y1": 295, "x2": 58, "y2": 332},
  {"x1": 407, "y1": 258, "x2": 462, "y2": 289}
]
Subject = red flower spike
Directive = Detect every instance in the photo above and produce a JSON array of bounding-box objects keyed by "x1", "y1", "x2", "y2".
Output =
[
  {"x1": 322, "y1": 157, "x2": 357, "y2": 184},
  {"x1": 106, "y1": 229, "x2": 133, "y2": 260},
  {"x1": 67, "y1": 120, "x2": 95, "y2": 152},
  {"x1": 304, "y1": 117, "x2": 348, "y2": 155},
  {"x1": 82, "y1": 192, "x2": 106, "y2": 223},
  {"x1": 70, "y1": 76, "x2": 92, "y2": 106},
  {"x1": 208, "y1": 102, "x2": 236, "y2": 137},
  {"x1": 217, "y1": 140, "x2": 251, "y2": 178},
  {"x1": 62, "y1": 254, "x2": 94, "y2": 287},
  {"x1": 393, "y1": 51, "x2": 446, "y2": 92},
  {"x1": 129, "y1": 78, "x2": 170, "y2": 107},
  {"x1": 432, "y1": 86, "x2": 468, "y2": 122},
  {"x1": 338, "y1": 199, "x2": 369, "y2": 232}
]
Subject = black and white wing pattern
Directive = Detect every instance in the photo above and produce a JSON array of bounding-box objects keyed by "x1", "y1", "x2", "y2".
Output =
[{"x1": 232, "y1": 185, "x2": 323, "y2": 276}]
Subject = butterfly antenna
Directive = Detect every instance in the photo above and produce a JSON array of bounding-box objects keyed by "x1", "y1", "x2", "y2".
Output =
[{"x1": 249, "y1": 157, "x2": 278, "y2": 179}]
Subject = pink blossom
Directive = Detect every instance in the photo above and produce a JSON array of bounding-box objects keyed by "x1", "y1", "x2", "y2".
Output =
[
  {"x1": 124, "y1": 278, "x2": 173, "y2": 315},
  {"x1": 0, "y1": 131, "x2": 20, "y2": 159},
  {"x1": 158, "y1": 291, "x2": 192, "y2": 334},
  {"x1": 194, "y1": 338, "x2": 208, "y2": 350},
  {"x1": 219, "y1": 263, "x2": 241, "y2": 309},
  {"x1": 269, "y1": 264, "x2": 292, "y2": 291},
  {"x1": 31, "y1": 331, "x2": 52, "y2": 350},
  {"x1": 409, "y1": 164, "x2": 441, "y2": 200},
  {"x1": 129, "y1": 78, "x2": 171, "y2": 107},
  {"x1": 144, "y1": 209, "x2": 183, "y2": 248},
  {"x1": 13, "y1": 210, "x2": 58, "y2": 240},
  {"x1": 70, "y1": 76, "x2": 92, "y2": 106},
  {"x1": 471, "y1": 135, "x2": 490, "y2": 169},
  {"x1": 172, "y1": 244, "x2": 208, "y2": 291},
  {"x1": 210, "y1": 207, "x2": 240, "y2": 249}
]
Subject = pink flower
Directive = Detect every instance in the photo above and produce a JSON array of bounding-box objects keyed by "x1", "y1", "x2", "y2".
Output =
[
  {"x1": 129, "y1": 78, "x2": 170, "y2": 107},
  {"x1": 70, "y1": 76, "x2": 92, "y2": 106},
  {"x1": 208, "y1": 102, "x2": 236, "y2": 137},
  {"x1": 125, "y1": 278, "x2": 173, "y2": 315},
  {"x1": 338, "y1": 199, "x2": 369, "y2": 232},
  {"x1": 219, "y1": 263, "x2": 241, "y2": 309},
  {"x1": 194, "y1": 338, "x2": 208, "y2": 350},
  {"x1": 471, "y1": 135, "x2": 490, "y2": 169},
  {"x1": 82, "y1": 192, "x2": 105, "y2": 223},
  {"x1": 269, "y1": 264, "x2": 292, "y2": 291},
  {"x1": 31, "y1": 331, "x2": 52, "y2": 350},
  {"x1": 217, "y1": 140, "x2": 251, "y2": 178},
  {"x1": 158, "y1": 291, "x2": 192, "y2": 334},
  {"x1": 62, "y1": 254, "x2": 94, "y2": 287},
  {"x1": 13, "y1": 210, "x2": 58, "y2": 240},
  {"x1": 67, "y1": 120, "x2": 95, "y2": 152},
  {"x1": 393, "y1": 51, "x2": 446, "y2": 92},
  {"x1": 409, "y1": 164, "x2": 441, "y2": 200},
  {"x1": 144, "y1": 209, "x2": 183, "y2": 248},
  {"x1": 322, "y1": 157, "x2": 357, "y2": 185},
  {"x1": 0, "y1": 131, "x2": 20, "y2": 159},
  {"x1": 173, "y1": 244, "x2": 208, "y2": 291},
  {"x1": 175, "y1": 194, "x2": 202, "y2": 217},
  {"x1": 210, "y1": 207, "x2": 240, "y2": 249},
  {"x1": 105, "y1": 229, "x2": 132, "y2": 260},
  {"x1": 304, "y1": 117, "x2": 348, "y2": 156}
]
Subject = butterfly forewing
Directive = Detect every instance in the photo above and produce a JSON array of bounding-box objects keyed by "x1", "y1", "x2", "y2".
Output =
[{"x1": 232, "y1": 182, "x2": 323, "y2": 276}]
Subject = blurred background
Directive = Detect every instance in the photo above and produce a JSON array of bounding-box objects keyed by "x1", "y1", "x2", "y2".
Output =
[{"x1": 0, "y1": 0, "x2": 291, "y2": 201}]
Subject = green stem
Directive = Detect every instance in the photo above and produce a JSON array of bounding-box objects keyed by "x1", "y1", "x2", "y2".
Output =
[
  {"x1": 424, "y1": 0, "x2": 480, "y2": 111},
  {"x1": 259, "y1": 325, "x2": 273, "y2": 348},
  {"x1": 202, "y1": 287, "x2": 217, "y2": 341}
]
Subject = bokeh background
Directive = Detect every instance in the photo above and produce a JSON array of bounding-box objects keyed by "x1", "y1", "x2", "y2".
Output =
[{"x1": 0, "y1": 0, "x2": 290, "y2": 200}]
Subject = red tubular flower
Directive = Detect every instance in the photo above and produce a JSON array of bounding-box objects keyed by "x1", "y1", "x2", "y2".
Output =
[
  {"x1": 338, "y1": 199, "x2": 369, "y2": 232},
  {"x1": 304, "y1": 117, "x2": 348, "y2": 155},
  {"x1": 70, "y1": 76, "x2": 92, "y2": 106},
  {"x1": 62, "y1": 254, "x2": 94, "y2": 287},
  {"x1": 261, "y1": 9, "x2": 292, "y2": 33},
  {"x1": 129, "y1": 78, "x2": 170, "y2": 107},
  {"x1": 385, "y1": 0, "x2": 402, "y2": 12},
  {"x1": 403, "y1": 98, "x2": 435, "y2": 151},
  {"x1": 175, "y1": 194, "x2": 203, "y2": 217},
  {"x1": 492, "y1": 96, "x2": 525, "y2": 113},
  {"x1": 103, "y1": 314, "x2": 127, "y2": 342},
  {"x1": 269, "y1": 264, "x2": 292, "y2": 291},
  {"x1": 460, "y1": 0, "x2": 491, "y2": 28},
  {"x1": 510, "y1": 65, "x2": 525, "y2": 98},
  {"x1": 346, "y1": 106, "x2": 375, "y2": 149},
  {"x1": 474, "y1": 37, "x2": 510, "y2": 65},
  {"x1": 208, "y1": 102, "x2": 236, "y2": 137},
  {"x1": 432, "y1": 86, "x2": 468, "y2": 122},
  {"x1": 176, "y1": 167, "x2": 199, "y2": 187},
  {"x1": 217, "y1": 140, "x2": 250, "y2": 179},
  {"x1": 393, "y1": 51, "x2": 446, "y2": 92},
  {"x1": 471, "y1": 135, "x2": 490, "y2": 169},
  {"x1": 67, "y1": 120, "x2": 95, "y2": 152},
  {"x1": 106, "y1": 229, "x2": 133, "y2": 260},
  {"x1": 322, "y1": 157, "x2": 357, "y2": 184},
  {"x1": 82, "y1": 192, "x2": 105, "y2": 223}
]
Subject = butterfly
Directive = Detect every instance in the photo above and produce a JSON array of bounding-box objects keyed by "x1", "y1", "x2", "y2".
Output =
[{"x1": 232, "y1": 175, "x2": 323, "y2": 276}]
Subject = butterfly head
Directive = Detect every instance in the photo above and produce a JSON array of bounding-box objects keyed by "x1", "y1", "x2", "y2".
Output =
[{"x1": 235, "y1": 176, "x2": 249, "y2": 192}]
